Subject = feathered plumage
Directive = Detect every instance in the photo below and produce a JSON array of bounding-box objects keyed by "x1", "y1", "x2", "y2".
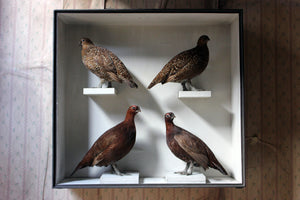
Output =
[
  {"x1": 80, "y1": 38, "x2": 138, "y2": 88},
  {"x1": 148, "y1": 35, "x2": 210, "y2": 91},
  {"x1": 164, "y1": 112, "x2": 227, "y2": 175},
  {"x1": 71, "y1": 105, "x2": 141, "y2": 176}
]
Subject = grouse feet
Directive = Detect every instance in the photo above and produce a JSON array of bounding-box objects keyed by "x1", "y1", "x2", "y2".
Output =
[
  {"x1": 182, "y1": 80, "x2": 203, "y2": 91},
  {"x1": 111, "y1": 164, "x2": 125, "y2": 176},
  {"x1": 98, "y1": 79, "x2": 112, "y2": 88},
  {"x1": 175, "y1": 162, "x2": 193, "y2": 175}
]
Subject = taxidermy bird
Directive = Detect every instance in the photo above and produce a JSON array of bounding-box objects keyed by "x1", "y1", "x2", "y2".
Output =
[
  {"x1": 148, "y1": 35, "x2": 210, "y2": 91},
  {"x1": 79, "y1": 38, "x2": 138, "y2": 88},
  {"x1": 164, "y1": 112, "x2": 227, "y2": 175},
  {"x1": 70, "y1": 105, "x2": 141, "y2": 176}
]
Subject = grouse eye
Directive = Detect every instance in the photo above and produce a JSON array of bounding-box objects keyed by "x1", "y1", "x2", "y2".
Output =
[
  {"x1": 166, "y1": 114, "x2": 170, "y2": 118},
  {"x1": 131, "y1": 106, "x2": 137, "y2": 110}
]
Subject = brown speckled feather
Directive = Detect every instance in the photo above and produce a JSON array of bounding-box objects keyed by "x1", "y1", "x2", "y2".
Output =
[
  {"x1": 80, "y1": 38, "x2": 138, "y2": 88},
  {"x1": 70, "y1": 105, "x2": 140, "y2": 176},
  {"x1": 148, "y1": 35, "x2": 209, "y2": 89},
  {"x1": 165, "y1": 112, "x2": 227, "y2": 175}
]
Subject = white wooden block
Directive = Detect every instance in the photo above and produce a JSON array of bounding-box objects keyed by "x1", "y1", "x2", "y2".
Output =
[
  {"x1": 165, "y1": 172, "x2": 206, "y2": 183},
  {"x1": 178, "y1": 91, "x2": 211, "y2": 98},
  {"x1": 83, "y1": 88, "x2": 117, "y2": 96},
  {"x1": 99, "y1": 172, "x2": 139, "y2": 184}
]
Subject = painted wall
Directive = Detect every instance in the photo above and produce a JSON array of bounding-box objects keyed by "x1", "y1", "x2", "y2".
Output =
[{"x1": 0, "y1": 0, "x2": 299, "y2": 199}]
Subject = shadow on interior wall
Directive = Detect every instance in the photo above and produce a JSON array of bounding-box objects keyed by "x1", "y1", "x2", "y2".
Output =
[
  {"x1": 118, "y1": 126, "x2": 162, "y2": 176},
  {"x1": 91, "y1": 72, "x2": 164, "y2": 121},
  {"x1": 173, "y1": 98, "x2": 233, "y2": 141},
  {"x1": 64, "y1": 32, "x2": 91, "y2": 179}
]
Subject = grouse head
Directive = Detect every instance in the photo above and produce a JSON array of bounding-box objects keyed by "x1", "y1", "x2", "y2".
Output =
[
  {"x1": 128, "y1": 105, "x2": 141, "y2": 114},
  {"x1": 197, "y1": 35, "x2": 210, "y2": 46},
  {"x1": 79, "y1": 38, "x2": 94, "y2": 47},
  {"x1": 165, "y1": 112, "x2": 176, "y2": 122}
]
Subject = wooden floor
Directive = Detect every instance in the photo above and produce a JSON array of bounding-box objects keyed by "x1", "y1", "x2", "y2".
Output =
[{"x1": 1, "y1": 0, "x2": 299, "y2": 199}]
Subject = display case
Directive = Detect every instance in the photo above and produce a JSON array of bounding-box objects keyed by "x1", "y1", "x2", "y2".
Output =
[{"x1": 53, "y1": 9, "x2": 244, "y2": 188}]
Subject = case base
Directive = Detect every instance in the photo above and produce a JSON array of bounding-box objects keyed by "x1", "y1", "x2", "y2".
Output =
[
  {"x1": 99, "y1": 172, "x2": 139, "y2": 184},
  {"x1": 165, "y1": 172, "x2": 206, "y2": 183}
]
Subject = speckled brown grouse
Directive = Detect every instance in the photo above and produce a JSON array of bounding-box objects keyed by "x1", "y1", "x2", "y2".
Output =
[
  {"x1": 165, "y1": 112, "x2": 227, "y2": 175},
  {"x1": 70, "y1": 105, "x2": 141, "y2": 176},
  {"x1": 80, "y1": 38, "x2": 138, "y2": 88},
  {"x1": 148, "y1": 35, "x2": 210, "y2": 91}
]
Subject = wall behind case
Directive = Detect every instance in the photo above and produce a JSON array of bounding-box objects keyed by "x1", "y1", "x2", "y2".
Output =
[{"x1": 0, "y1": 0, "x2": 299, "y2": 200}]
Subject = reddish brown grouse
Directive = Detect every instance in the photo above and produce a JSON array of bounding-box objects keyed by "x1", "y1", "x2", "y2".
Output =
[
  {"x1": 165, "y1": 112, "x2": 227, "y2": 175},
  {"x1": 71, "y1": 105, "x2": 141, "y2": 176},
  {"x1": 148, "y1": 35, "x2": 210, "y2": 91},
  {"x1": 80, "y1": 38, "x2": 138, "y2": 88}
]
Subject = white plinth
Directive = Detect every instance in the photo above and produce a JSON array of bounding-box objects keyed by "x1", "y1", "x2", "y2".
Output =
[
  {"x1": 83, "y1": 88, "x2": 117, "y2": 96},
  {"x1": 165, "y1": 172, "x2": 206, "y2": 184},
  {"x1": 99, "y1": 172, "x2": 139, "y2": 184},
  {"x1": 178, "y1": 91, "x2": 211, "y2": 98}
]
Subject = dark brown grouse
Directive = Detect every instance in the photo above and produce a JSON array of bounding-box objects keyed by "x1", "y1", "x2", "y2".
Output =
[{"x1": 165, "y1": 112, "x2": 227, "y2": 175}]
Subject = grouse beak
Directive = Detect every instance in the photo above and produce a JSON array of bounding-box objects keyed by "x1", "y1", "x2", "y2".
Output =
[
  {"x1": 136, "y1": 107, "x2": 141, "y2": 113},
  {"x1": 171, "y1": 113, "x2": 176, "y2": 120}
]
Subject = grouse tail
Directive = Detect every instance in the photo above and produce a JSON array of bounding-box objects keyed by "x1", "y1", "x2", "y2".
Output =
[
  {"x1": 211, "y1": 161, "x2": 228, "y2": 175},
  {"x1": 129, "y1": 81, "x2": 138, "y2": 88}
]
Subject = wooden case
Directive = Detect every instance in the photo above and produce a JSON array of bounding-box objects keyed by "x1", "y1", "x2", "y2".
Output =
[{"x1": 53, "y1": 9, "x2": 244, "y2": 188}]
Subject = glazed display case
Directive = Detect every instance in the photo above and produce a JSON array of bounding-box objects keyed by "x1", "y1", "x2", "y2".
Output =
[{"x1": 53, "y1": 9, "x2": 244, "y2": 188}]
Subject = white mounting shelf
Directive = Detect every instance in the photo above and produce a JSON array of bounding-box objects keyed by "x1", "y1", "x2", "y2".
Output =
[
  {"x1": 83, "y1": 88, "x2": 117, "y2": 96},
  {"x1": 178, "y1": 91, "x2": 212, "y2": 98}
]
